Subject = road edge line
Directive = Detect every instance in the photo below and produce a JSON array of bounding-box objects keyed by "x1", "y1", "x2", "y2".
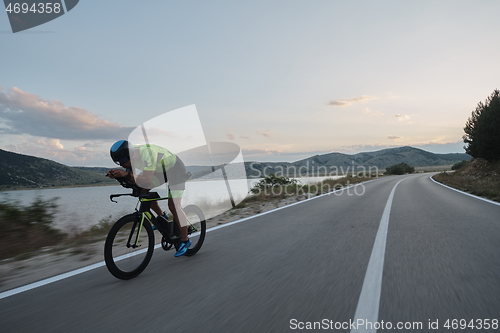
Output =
[
  {"x1": 429, "y1": 175, "x2": 500, "y2": 207},
  {"x1": 0, "y1": 262, "x2": 105, "y2": 300}
]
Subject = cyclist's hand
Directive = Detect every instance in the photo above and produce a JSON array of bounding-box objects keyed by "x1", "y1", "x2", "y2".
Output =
[{"x1": 106, "y1": 169, "x2": 126, "y2": 178}]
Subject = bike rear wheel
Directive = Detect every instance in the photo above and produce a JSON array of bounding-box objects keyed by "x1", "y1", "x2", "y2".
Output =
[
  {"x1": 104, "y1": 213, "x2": 154, "y2": 279},
  {"x1": 183, "y1": 205, "x2": 206, "y2": 256}
]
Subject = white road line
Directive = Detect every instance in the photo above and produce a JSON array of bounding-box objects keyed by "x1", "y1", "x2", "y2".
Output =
[
  {"x1": 430, "y1": 175, "x2": 500, "y2": 207},
  {"x1": 0, "y1": 243, "x2": 161, "y2": 301},
  {"x1": 0, "y1": 262, "x2": 104, "y2": 300},
  {"x1": 351, "y1": 177, "x2": 408, "y2": 333},
  {"x1": 0, "y1": 178, "x2": 382, "y2": 300}
]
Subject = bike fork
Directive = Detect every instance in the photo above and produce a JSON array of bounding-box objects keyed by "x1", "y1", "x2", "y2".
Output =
[{"x1": 127, "y1": 214, "x2": 146, "y2": 248}]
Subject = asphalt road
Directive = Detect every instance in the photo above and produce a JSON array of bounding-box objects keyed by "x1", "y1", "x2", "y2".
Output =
[{"x1": 1, "y1": 173, "x2": 499, "y2": 332}]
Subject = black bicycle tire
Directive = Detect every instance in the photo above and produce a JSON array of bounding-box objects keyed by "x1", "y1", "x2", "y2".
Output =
[
  {"x1": 104, "y1": 213, "x2": 155, "y2": 279},
  {"x1": 183, "y1": 205, "x2": 206, "y2": 256}
]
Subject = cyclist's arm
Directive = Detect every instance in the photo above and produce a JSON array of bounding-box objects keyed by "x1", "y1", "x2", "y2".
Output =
[
  {"x1": 131, "y1": 170, "x2": 155, "y2": 189},
  {"x1": 108, "y1": 168, "x2": 155, "y2": 188}
]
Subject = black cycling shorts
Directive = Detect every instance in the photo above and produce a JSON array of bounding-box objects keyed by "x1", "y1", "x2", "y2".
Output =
[{"x1": 154, "y1": 156, "x2": 187, "y2": 191}]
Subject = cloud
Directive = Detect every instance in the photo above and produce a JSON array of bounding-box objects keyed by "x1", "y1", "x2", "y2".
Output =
[
  {"x1": 240, "y1": 136, "x2": 250, "y2": 139},
  {"x1": 0, "y1": 87, "x2": 133, "y2": 140},
  {"x1": 327, "y1": 95, "x2": 377, "y2": 107},
  {"x1": 4, "y1": 135, "x2": 113, "y2": 166},
  {"x1": 7, "y1": 137, "x2": 65, "y2": 152},
  {"x1": 256, "y1": 130, "x2": 272, "y2": 138},
  {"x1": 394, "y1": 114, "x2": 411, "y2": 121},
  {"x1": 362, "y1": 108, "x2": 384, "y2": 116},
  {"x1": 227, "y1": 132, "x2": 235, "y2": 140},
  {"x1": 241, "y1": 148, "x2": 341, "y2": 163},
  {"x1": 387, "y1": 135, "x2": 402, "y2": 140},
  {"x1": 332, "y1": 144, "x2": 394, "y2": 154},
  {"x1": 243, "y1": 148, "x2": 282, "y2": 156},
  {"x1": 82, "y1": 142, "x2": 105, "y2": 148}
]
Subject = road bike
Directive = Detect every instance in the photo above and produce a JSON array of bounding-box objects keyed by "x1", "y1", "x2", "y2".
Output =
[{"x1": 104, "y1": 185, "x2": 206, "y2": 280}]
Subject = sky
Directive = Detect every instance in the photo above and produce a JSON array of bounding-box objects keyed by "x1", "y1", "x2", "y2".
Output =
[{"x1": 1, "y1": 0, "x2": 499, "y2": 167}]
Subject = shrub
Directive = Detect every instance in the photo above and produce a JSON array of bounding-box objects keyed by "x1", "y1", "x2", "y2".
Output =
[
  {"x1": 0, "y1": 196, "x2": 65, "y2": 260},
  {"x1": 384, "y1": 162, "x2": 415, "y2": 175},
  {"x1": 250, "y1": 174, "x2": 298, "y2": 194},
  {"x1": 451, "y1": 160, "x2": 468, "y2": 170}
]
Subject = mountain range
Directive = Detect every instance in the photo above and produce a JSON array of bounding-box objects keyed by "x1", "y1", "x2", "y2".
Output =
[
  {"x1": 0, "y1": 146, "x2": 471, "y2": 190},
  {"x1": 241, "y1": 146, "x2": 471, "y2": 178}
]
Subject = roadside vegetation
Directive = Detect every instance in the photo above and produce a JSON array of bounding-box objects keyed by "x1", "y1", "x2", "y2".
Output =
[
  {"x1": 451, "y1": 160, "x2": 468, "y2": 170},
  {"x1": 433, "y1": 89, "x2": 500, "y2": 202},
  {"x1": 0, "y1": 197, "x2": 65, "y2": 260},
  {"x1": 0, "y1": 196, "x2": 114, "y2": 261},
  {"x1": 384, "y1": 162, "x2": 415, "y2": 175},
  {"x1": 234, "y1": 173, "x2": 374, "y2": 208},
  {"x1": 433, "y1": 159, "x2": 500, "y2": 202}
]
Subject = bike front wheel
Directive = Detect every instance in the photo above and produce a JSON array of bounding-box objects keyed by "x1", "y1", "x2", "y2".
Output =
[{"x1": 104, "y1": 213, "x2": 154, "y2": 280}]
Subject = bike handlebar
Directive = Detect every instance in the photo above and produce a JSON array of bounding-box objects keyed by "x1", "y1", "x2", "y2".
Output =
[
  {"x1": 109, "y1": 193, "x2": 135, "y2": 203},
  {"x1": 110, "y1": 190, "x2": 162, "y2": 203},
  {"x1": 110, "y1": 175, "x2": 168, "y2": 203}
]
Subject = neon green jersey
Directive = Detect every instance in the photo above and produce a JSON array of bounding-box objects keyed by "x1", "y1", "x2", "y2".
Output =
[{"x1": 132, "y1": 144, "x2": 177, "y2": 172}]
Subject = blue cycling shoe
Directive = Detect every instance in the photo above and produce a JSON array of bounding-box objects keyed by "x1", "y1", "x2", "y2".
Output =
[{"x1": 174, "y1": 239, "x2": 192, "y2": 257}]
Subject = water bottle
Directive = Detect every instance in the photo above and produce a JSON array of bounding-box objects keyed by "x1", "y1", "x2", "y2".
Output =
[{"x1": 164, "y1": 212, "x2": 174, "y2": 235}]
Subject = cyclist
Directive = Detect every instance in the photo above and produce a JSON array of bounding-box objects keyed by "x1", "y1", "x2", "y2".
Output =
[{"x1": 106, "y1": 140, "x2": 191, "y2": 257}]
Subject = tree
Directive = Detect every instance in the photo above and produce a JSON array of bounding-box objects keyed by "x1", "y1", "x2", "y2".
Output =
[
  {"x1": 384, "y1": 162, "x2": 415, "y2": 175},
  {"x1": 463, "y1": 89, "x2": 500, "y2": 161}
]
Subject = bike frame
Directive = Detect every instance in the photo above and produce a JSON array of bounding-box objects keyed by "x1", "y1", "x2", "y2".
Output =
[
  {"x1": 105, "y1": 185, "x2": 206, "y2": 279},
  {"x1": 110, "y1": 191, "x2": 196, "y2": 247}
]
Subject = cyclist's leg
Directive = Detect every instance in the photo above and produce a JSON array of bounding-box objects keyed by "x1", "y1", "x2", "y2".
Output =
[
  {"x1": 150, "y1": 199, "x2": 163, "y2": 216},
  {"x1": 168, "y1": 190, "x2": 188, "y2": 241},
  {"x1": 169, "y1": 192, "x2": 191, "y2": 257},
  {"x1": 166, "y1": 157, "x2": 189, "y2": 241}
]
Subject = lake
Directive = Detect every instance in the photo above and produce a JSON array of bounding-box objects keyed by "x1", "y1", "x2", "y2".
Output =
[{"x1": 1, "y1": 176, "x2": 342, "y2": 232}]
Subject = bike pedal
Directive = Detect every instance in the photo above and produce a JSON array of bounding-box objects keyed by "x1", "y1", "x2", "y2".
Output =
[{"x1": 161, "y1": 237, "x2": 174, "y2": 251}]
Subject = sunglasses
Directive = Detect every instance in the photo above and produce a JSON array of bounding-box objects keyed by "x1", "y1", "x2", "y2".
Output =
[{"x1": 115, "y1": 156, "x2": 130, "y2": 165}]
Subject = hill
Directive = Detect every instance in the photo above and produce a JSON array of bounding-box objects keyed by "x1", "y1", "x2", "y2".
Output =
[
  {"x1": 1, "y1": 146, "x2": 472, "y2": 189},
  {"x1": 0, "y1": 149, "x2": 115, "y2": 191},
  {"x1": 296, "y1": 146, "x2": 470, "y2": 168},
  {"x1": 243, "y1": 146, "x2": 471, "y2": 178}
]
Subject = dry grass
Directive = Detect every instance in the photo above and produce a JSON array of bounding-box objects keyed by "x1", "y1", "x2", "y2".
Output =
[{"x1": 433, "y1": 158, "x2": 500, "y2": 202}]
